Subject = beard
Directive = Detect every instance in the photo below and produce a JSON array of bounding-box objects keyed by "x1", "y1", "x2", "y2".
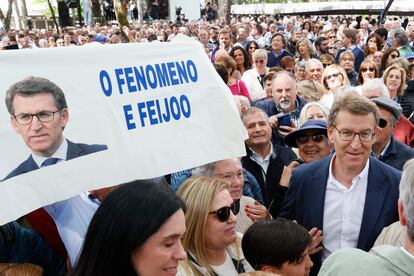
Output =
[{"x1": 279, "y1": 99, "x2": 292, "y2": 110}]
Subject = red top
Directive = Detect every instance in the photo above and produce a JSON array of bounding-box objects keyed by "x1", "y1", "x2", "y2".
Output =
[{"x1": 228, "y1": 80, "x2": 251, "y2": 99}]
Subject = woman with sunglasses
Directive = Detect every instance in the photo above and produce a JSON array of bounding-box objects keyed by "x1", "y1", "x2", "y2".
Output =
[
  {"x1": 70, "y1": 180, "x2": 187, "y2": 276},
  {"x1": 229, "y1": 46, "x2": 251, "y2": 76},
  {"x1": 285, "y1": 119, "x2": 331, "y2": 164},
  {"x1": 177, "y1": 177, "x2": 253, "y2": 276},
  {"x1": 245, "y1": 41, "x2": 260, "y2": 67},
  {"x1": 380, "y1": 48, "x2": 400, "y2": 75},
  {"x1": 267, "y1": 33, "x2": 292, "y2": 68},
  {"x1": 319, "y1": 64, "x2": 350, "y2": 111},
  {"x1": 358, "y1": 60, "x2": 379, "y2": 86},
  {"x1": 241, "y1": 49, "x2": 269, "y2": 102}
]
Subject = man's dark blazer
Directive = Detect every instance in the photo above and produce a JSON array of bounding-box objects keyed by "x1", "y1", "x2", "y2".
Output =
[
  {"x1": 3, "y1": 140, "x2": 107, "y2": 258},
  {"x1": 4, "y1": 140, "x2": 107, "y2": 180},
  {"x1": 279, "y1": 155, "x2": 401, "y2": 275},
  {"x1": 379, "y1": 135, "x2": 414, "y2": 171}
]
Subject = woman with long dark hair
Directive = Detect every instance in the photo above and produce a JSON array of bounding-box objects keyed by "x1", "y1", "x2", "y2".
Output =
[{"x1": 70, "y1": 181, "x2": 187, "y2": 276}]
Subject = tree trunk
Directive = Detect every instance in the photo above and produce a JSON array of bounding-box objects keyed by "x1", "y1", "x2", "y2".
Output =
[
  {"x1": 17, "y1": 0, "x2": 28, "y2": 17},
  {"x1": 47, "y1": 0, "x2": 60, "y2": 31},
  {"x1": 217, "y1": 0, "x2": 231, "y2": 23},
  {"x1": 113, "y1": 0, "x2": 128, "y2": 27},
  {"x1": 13, "y1": 0, "x2": 22, "y2": 30},
  {"x1": 0, "y1": 0, "x2": 15, "y2": 31},
  {"x1": 137, "y1": 0, "x2": 145, "y2": 24}
]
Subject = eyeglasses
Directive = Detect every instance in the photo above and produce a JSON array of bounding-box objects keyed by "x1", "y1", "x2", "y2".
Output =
[
  {"x1": 328, "y1": 46, "x2": 337, "y2": 50},
  {"x1": 13, "y1": 110, "x2": 63, "y2": 125},
  {"x1": 249, "y1": 46, "x2": 257, "y2": 49},
  {"x1": 254, "y1": 59, "x2": 265, "y2": 64},
  {"x1": 378, "y1": 118, "x2": 388, "y2": 128},
  {"x1": 361, "y1": 67, "x2": 375, "y2": 73},
  {"x1": 334, "y1": 126, "x2": 375, "y2": 142},
  {"x1": 325, "y1": 72, "x2": 342, "y2": 80},
  {"x1": 329, "y1": 36, "x2": 336, "y2": 39},
  {"x1": 390, "y1": 54, "x2": 399, "y2": 59},
  {"x1": 209, "y1": 199, "x2": 240, "y2": 222},
  {"x1": 322, "y1": 63, "x2": 332, "y2": 68},
  {"x1": 296, "y1": 134, "x2": 326, "y2": 145}
]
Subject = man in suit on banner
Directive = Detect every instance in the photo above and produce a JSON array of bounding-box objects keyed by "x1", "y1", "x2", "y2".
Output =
[{"x1": 3, "y1": 76, "x2": 108, "y2": 268}]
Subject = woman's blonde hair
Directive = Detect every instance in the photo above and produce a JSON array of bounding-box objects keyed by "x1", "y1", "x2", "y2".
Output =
[
  {"x1": 177, "y1": 176, "x2": 230, "y2": 276},
  {"x1": 0, "y1": 263, "x2": 43, "y2": 276},
  {"x1": 382, "y1": 64, "x2": 407, "y2": 97},
  {"x1": 299, "y1": 101, "x2": 329, "y2": 126},
  {"x1": 321, "y1": 64, "x2": 350, "y2": 90}
]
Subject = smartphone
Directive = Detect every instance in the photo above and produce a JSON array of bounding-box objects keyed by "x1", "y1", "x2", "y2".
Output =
[{"x1": 278, "y1": 113, "x2": 291, "y2": 127}]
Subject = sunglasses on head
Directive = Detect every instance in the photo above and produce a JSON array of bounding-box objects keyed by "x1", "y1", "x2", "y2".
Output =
[
  {"x1": 361, "y1": 67, "x2": 375, "y2": 73},
  {"x1": 378, "y1": 118, "x2": 388, "y2": 128},
  {"x1": 209, "y1": 199, "x2": 240, "y2": 222},
  {"x1": 296, "y1": 134, "x2": 326, "y2": 145}
]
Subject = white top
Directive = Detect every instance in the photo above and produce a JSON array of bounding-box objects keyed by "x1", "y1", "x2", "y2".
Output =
[
  {"x1": 319, "y1": 91, "x2": 334, "y2": 112},
  {"x1": 249, "y1": 143, "x2": 274, "y2": 174},
  {"x1": 236, "y1": 196, "x2": 255, "y2": 234},
  {"x1": 241, "y1": 68, "x2": 268, "y2": 102},
  {"x1": 322, "y1": 155, "x2": 370, "y2": 261},
  {"x1": 34, "y1": 139, "x2": 100, "y2": 266},
  {"x1": 211, "y1": 251, "x2": 239, "y2": 276}
]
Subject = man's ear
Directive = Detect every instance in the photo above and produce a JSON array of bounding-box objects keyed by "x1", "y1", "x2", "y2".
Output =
[
  {"x1": 60, "y1": 108, "x2": 69, "y2": 128},
  {"x1": 327, "y1": 126, "x2": 334, "y2": 143},
  {"x1": 398, "y1": 199, "x2": 407, "y2": 226},
  {"x1": 11, "y1": 116, "x2": 21, "y2": 135}
]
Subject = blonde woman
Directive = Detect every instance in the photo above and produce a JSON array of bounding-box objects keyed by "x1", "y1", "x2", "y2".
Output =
[
  {"x1": 382, "y1": 64, "x2": 407, "y2": 102},
  {"x1": 241, "y1": 49, "x2": 269, "y2": 102},
  {"x1": 319, "y1": 64, "x2": 350, "y2": 111},
  {"x1": 177, "y1": 177, "x2": 253, "y2": 276},
  {"x1": 298, "y1": 102, "x2": 329, "y2": 126}
]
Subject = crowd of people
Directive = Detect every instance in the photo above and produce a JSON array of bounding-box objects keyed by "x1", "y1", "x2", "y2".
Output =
[{"x1": 1, "y1": 11, "x2": 414, "y2": 276}]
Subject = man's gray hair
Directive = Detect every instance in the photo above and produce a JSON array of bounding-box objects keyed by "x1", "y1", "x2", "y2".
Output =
[
  {"x1": 5, "y1": 76, "x2": 67, "y2": 115},
  {"x1": 400, "y1": 159, "x2": 414, "y2": 243},
  {"x1": 192, "y1": 162, "x2": 217, "y2": 177},
  {"x1": 305, "y1": 58, "x2": 323, "y2": 71},
  {"x1": 295, "y1": 60, "x2": 306, "y2": 70},
  {"x1": 392, "y1": 29, "x2": 408, "y2": 47},
  {"x1": 361, "y1": 78, "x2": 390, "y2": 98},
  {"x1": 241, "y1": 107, "x2": 269, "y2": 125}
]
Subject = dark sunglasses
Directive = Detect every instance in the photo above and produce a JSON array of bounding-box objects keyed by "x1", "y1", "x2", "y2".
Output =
[
  {"x1": 325, "y1": 72, "x2": 341, "y2": 80},
  {"x1": 254, "y1": 59, "x2": 265, "y2": 64},
  {"x1": 209, "y1": 199, "x2": 240, "y2": 222},
  {"x1": 378, "y1": 118, "x2": 388, "y2": 128},
  {"x1": 249, "y1": 46, "x2": 257, "y2": 49},
  {"x1": 329, "y1": 36, "x2": 336, "y2": 39},
  {"x1": 296, "y1": 134, "x2": 326, "y2": 145},
  {"x1": 361, "y1": 67, "x2": 375, "y2": 73},
  {"x1": 390, "y1": 54, "x2": 399, "y2": 59},
  {"x1": 322, "y1": 63, "x2": 332, "y2": 68},
  {"x1": 328, "y1": 46, "x2": 337, "y2": 50}
]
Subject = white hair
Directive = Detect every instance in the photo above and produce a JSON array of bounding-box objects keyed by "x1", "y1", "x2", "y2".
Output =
[
  {"x1": 400, "y1": 159, "x2": 414, "y2": 242},
  {"x1": 361, "y1": 78, "x2": 390, "y2": 98}
]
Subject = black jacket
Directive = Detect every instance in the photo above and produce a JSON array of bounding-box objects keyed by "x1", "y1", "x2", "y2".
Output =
[{"x1": 242, "y1": 143, "x2": 296, "y2": 217}]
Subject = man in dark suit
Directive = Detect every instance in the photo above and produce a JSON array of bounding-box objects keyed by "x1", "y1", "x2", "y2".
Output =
[
  {"x1": 279, "y1": 93, "x2": 401, "y2": 275},
  {"x1": 371, "y1": 97, "x2": 414, "y2": 171},
  {"x1": 3, "y1": 76, "x2": 108, "y2": 270}
]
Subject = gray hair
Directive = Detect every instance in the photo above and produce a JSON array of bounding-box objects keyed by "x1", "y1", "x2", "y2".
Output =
[
  {"x1": 361, "y1": 78, "x2": 390, "y2": 98},
  {"x1": 252, "y1": 49, "x2": 268, "y2": 61},
  {"x1": 400, "y1": 159, "x2": 414, "y2": 243},
  {"x1": 192, "y1": 162, "x2": 216, "y2": 177},
  {"x1": 5, "y1": 76, "x2": 68, "y2": 115},
  {"x1": 295, "y1": 60, "x2": 306, "y2": 70},
  {"x1": 392, "y1": 29, "x2": 408, "y2": 47},
  {"x1": 241, "y1": 107, "x2": 269, "y2": 125},
  {"x1": 305, "y1": 58, "x2": 323, "y2": 72}
]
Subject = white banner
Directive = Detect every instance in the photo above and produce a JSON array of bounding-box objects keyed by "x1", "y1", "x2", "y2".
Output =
[{"x1": 0, "y1": 39, "x2": 246, "y2": 225}]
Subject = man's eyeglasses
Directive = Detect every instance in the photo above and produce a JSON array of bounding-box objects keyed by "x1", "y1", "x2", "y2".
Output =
[
  {"x1": 209, "y1": 199, "x2": 240, "y2": 222},
  {"x1": 334, "y1": 127, "x2": 375, "y2": 142},
  {"x1": 13, "y1": 110, "x2": 62, "y2": 125},
  {"x1": 296, "y1": 134, "x2": 326, "y2": 145},
  {"x1": 378, "y1": 118, "x2": 388, "y2": 128},
  {"x1": 325, "y1": 72, "x2": 342, "y2": 81},
  {"x1": 361, "y1": 67, "x2": 375, "y2": 73}
]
